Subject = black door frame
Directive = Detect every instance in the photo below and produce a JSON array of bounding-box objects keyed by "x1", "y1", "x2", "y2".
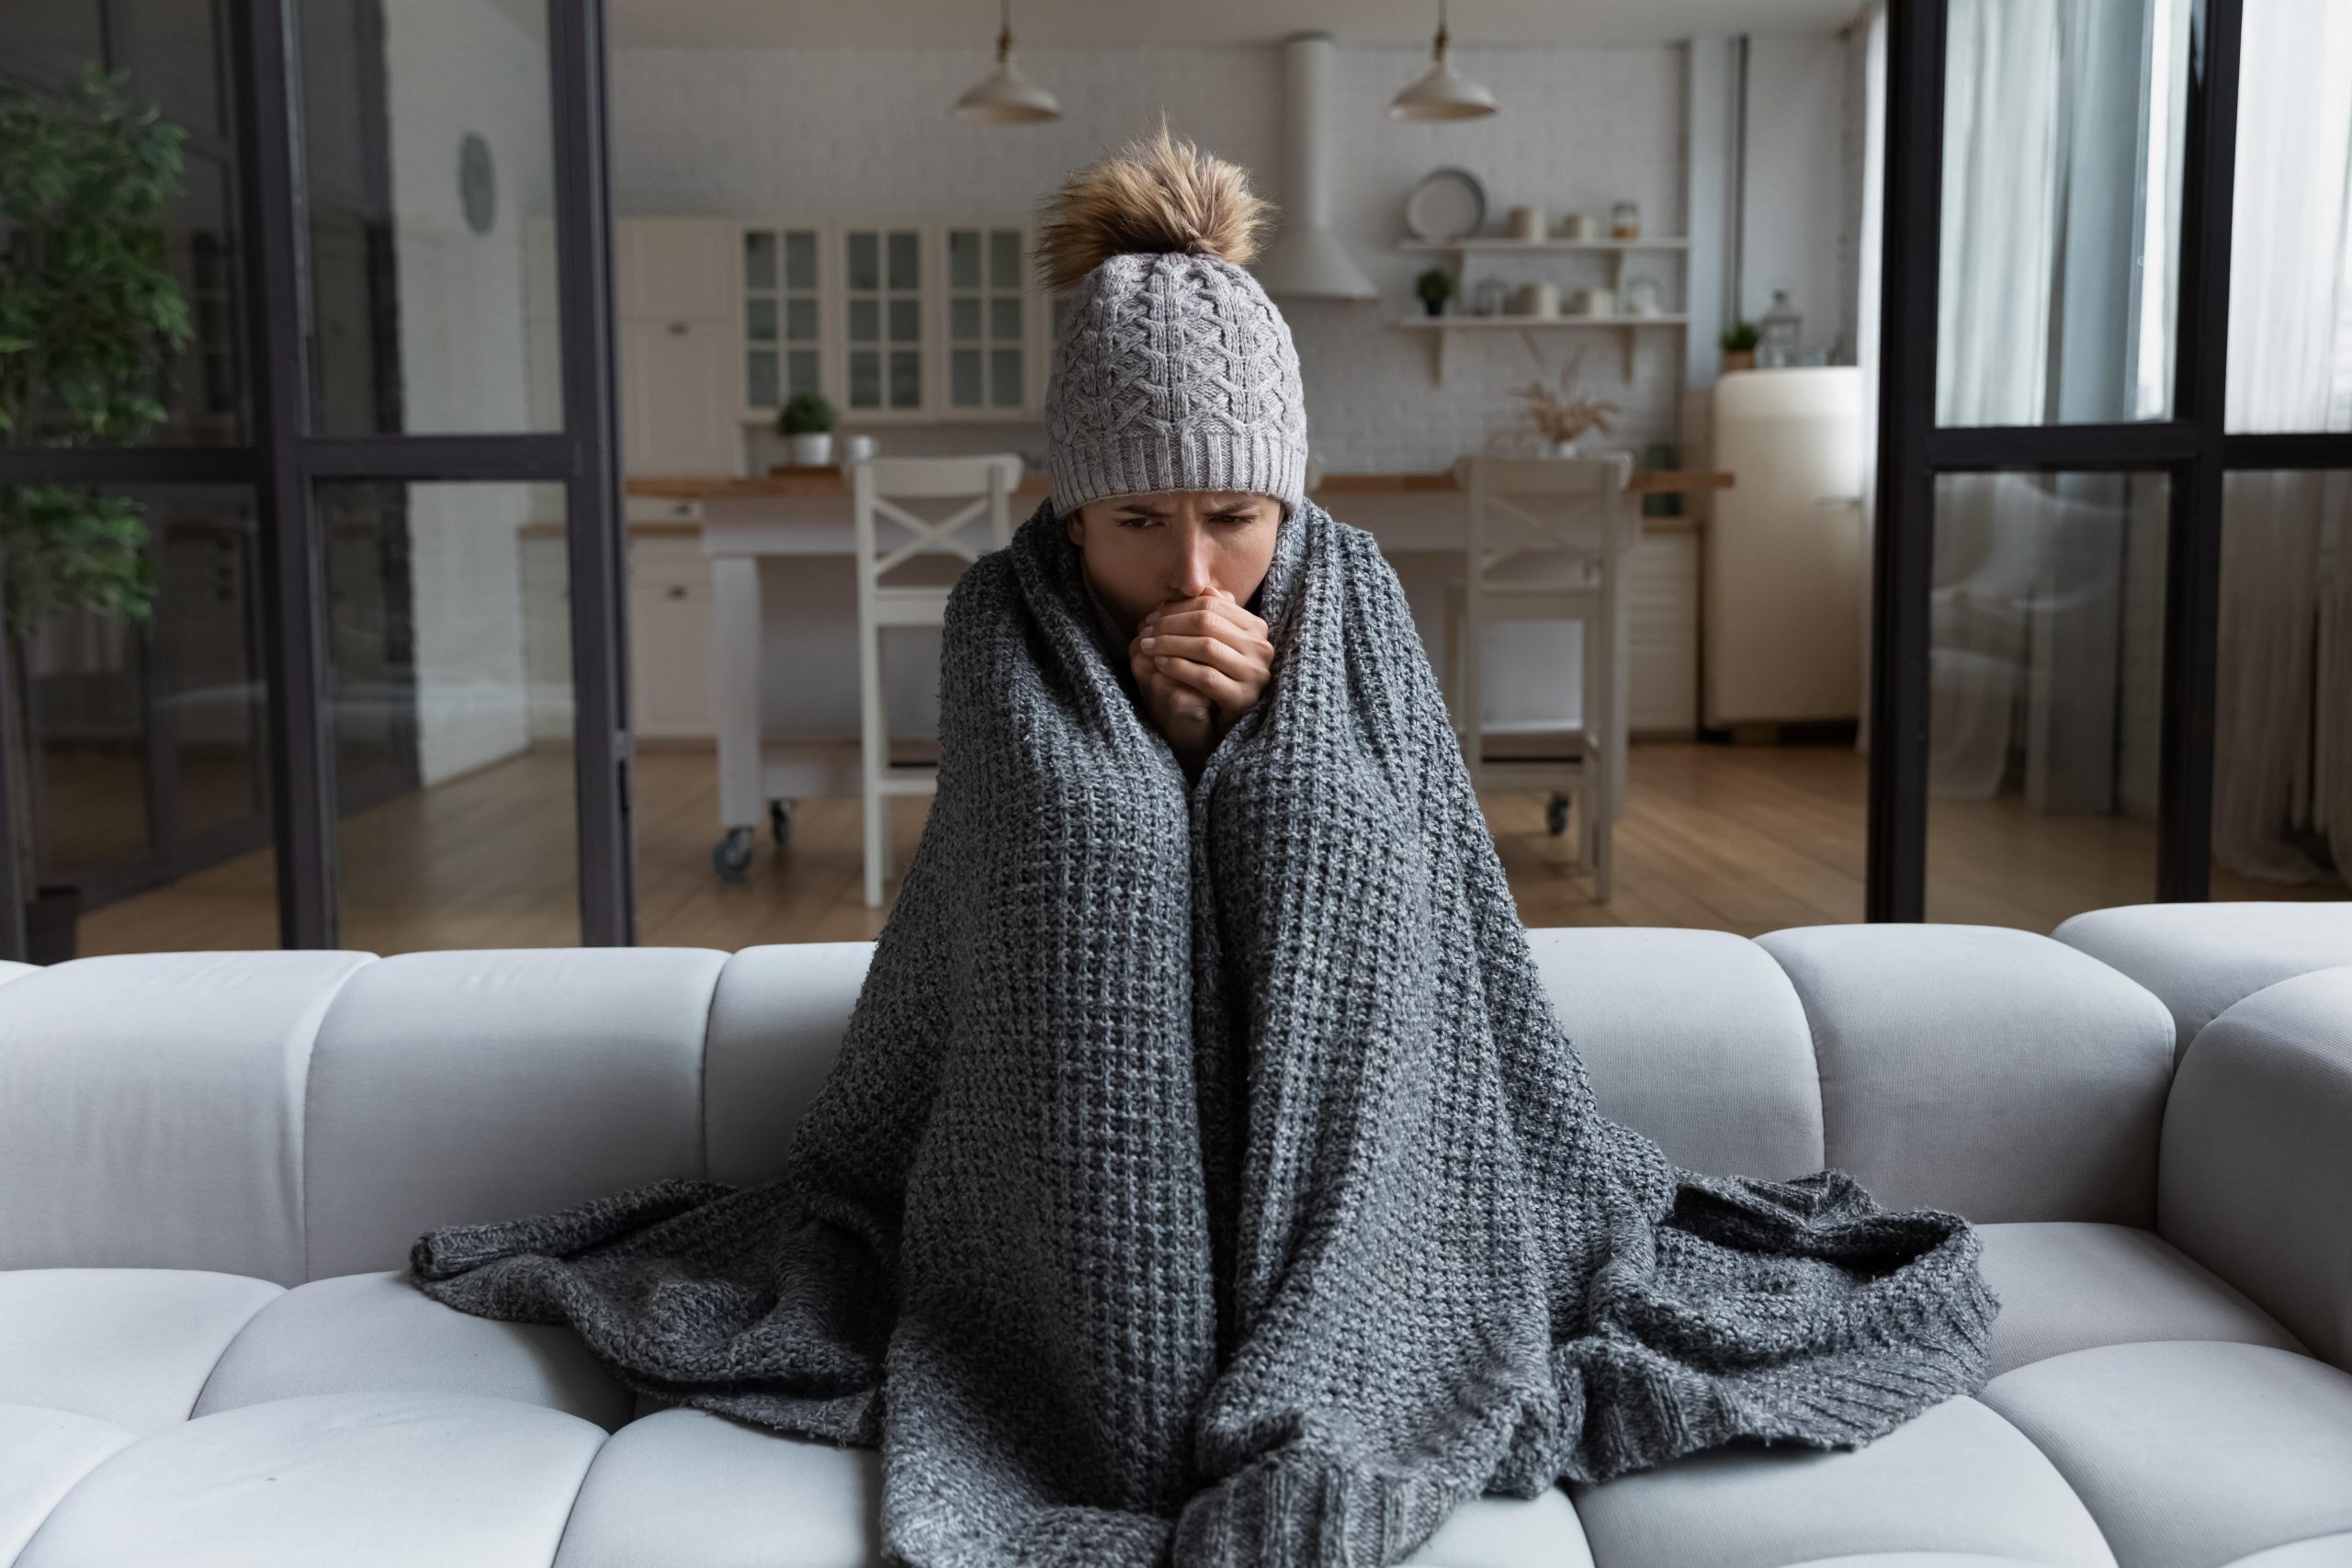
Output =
[
  {"x1": 0, "y1": 0, "x2": 633, "y2": 956},
  {"x1": 1865, "y1": 0, "x2": 2352, "y2": 921}
]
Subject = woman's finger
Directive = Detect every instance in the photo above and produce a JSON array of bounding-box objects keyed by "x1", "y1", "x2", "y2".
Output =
[
  {"x1": 1152, "y1": 653, "x2": 1251, "y2": 710},
  {"x1": 1141, "y1": 631, "x2": 1261, "y2": 681},
  {"x1": 1149, "y1": 601, "x2": 1267, "y2": 649}
]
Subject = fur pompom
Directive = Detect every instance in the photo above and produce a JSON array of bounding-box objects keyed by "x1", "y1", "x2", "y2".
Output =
[{"x1": 1035, "y1": 119, "x2": 1275, "y2": 291}]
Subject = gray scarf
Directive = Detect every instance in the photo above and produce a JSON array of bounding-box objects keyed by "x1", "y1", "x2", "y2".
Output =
[{"x1": 408, "y1": 497, "x2": 1997, "y2": 1567}]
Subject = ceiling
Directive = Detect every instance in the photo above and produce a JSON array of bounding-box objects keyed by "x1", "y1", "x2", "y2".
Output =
[{"x1": 606, "y1": 0, "x2": 1858, "y2": 50}]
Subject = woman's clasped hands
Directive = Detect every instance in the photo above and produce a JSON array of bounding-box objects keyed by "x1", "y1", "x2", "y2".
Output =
[{"x1": 1128, "y1": 588, "x2": 1274, "y2": 776}]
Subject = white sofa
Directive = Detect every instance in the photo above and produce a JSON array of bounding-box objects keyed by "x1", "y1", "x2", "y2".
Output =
[{"x1": 3, "y1": 903, "x2": 2349, "y2": 1568}]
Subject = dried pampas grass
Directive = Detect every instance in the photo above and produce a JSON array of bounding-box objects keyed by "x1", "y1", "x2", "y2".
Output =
[{"x1": 1035, "y1": 118, "x2": 1275, "y2": 291}]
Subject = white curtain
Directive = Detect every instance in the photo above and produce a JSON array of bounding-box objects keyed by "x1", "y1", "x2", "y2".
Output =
[{"x1": 2214, "y1": 0, "x2": 2352, "y2": 886}]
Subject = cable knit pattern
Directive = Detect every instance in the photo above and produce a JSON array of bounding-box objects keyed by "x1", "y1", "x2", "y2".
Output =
[
  {"x1": 1043, "y1": 251, "x2": 1308, "y2": 514},
  {"x1": 406, "y1": 498, "x2": 1998, "y2": 1568}
]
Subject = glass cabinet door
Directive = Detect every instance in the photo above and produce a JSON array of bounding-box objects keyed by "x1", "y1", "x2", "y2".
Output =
[
  {"x1": 945, "y1": 225, "x2": 1029, "y2": 412},
  {"x1": 742, "y1": 225, "x2": 821, "y2": 413},
  {"x1": 845, "y1": 227, "x2": 923, "y2": 412}
]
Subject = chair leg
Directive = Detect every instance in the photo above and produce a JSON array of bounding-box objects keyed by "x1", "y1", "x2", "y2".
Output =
[{"x1": 860, "y1": 618, "x2": 888, "y2": 908}]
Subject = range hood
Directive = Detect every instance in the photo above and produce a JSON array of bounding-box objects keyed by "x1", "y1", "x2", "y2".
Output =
[{"x1": 1253, "y1": 31, "x2": 1379, "y2": 300}]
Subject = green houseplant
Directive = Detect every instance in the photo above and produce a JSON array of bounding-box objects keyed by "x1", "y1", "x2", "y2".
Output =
[
  {"x1": 1414, "y1": 265, "x2": 1455, "y2": 318},
  {"x1": 1720, "y1": 320, "x2": 1761, "y2": 373},
  {"x1": 776, "y1": 391, "x2": 837, "y2": 467},
  {"x1": 0, "y1": 63, "x2": 192, "y2": 960}
]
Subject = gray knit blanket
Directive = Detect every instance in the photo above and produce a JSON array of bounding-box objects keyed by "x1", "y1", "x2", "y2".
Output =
[{"x1": 408, "y1": 497, "x2": 1997, "y2": 1567}]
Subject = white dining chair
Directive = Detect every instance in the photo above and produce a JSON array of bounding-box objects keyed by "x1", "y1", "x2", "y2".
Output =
[
  {"x1": 852, "y1": 453, "x2": 1022, "y2": 908},
  {"x1": 1440, "y1": 453, "x2": 1636, "y2": 902}
]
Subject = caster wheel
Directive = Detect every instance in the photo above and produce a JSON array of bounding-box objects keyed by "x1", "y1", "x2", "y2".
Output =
[
  {"x1": 1545, "y1": 795, "x2": 1571, "y2": 836},
  {"x1": 712, "y1": 827, "x2": 755, "y2": 881},
  {"x1": 768, "y1": 799, "x2": 792, "y2": 847}
]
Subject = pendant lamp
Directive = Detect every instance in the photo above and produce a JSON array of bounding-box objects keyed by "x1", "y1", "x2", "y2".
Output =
[
  {"x1": 953, "y1": 0, "x2": 1061, "y2": 126},
  {"x1": 1389, "y1": 0, "x2": 1498, "y2": 122}
]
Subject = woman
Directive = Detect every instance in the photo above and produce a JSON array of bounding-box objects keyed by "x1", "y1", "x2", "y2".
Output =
[{"x1": 409, "y1": 126, "x2": 1997, "y2": 1568}]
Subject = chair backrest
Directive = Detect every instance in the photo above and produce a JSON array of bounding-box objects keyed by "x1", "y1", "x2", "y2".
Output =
[
  {"x1": 849, "y1": 454, "x2": 1023, "y2": 590},
  {"x1": 1453, "y1": 453, "x2": 1634, "y2": 589}
]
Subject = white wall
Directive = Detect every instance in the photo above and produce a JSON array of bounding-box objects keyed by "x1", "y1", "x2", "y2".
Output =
[
  {"x1": 383, "y1": 0, "x2": 559, "y2": 787},
  {"x1": 609, "y1": 39, "x2": 1693, "y2": 471},
  {"x1": 1740, "y1": 32, "x2": 1848, "y2": 359}
]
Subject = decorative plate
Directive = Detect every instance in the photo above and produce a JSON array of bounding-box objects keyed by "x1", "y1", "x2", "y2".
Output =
[{"x1": 1405, "y1": 167, "x2": 1486, "y2": 243}]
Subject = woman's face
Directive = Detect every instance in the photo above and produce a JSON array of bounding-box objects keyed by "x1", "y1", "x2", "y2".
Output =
[{"x1": 1064, "y1": 490, "x2": 1283, "y2": 637}]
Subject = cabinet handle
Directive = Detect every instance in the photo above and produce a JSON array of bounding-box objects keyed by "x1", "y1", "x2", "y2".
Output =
[
  {"x1": 668, "y1": 321, "x2": 688, "y2": 336},
  {"x1": 666, "y1": 585, "x2": 688, "y2": 600}
]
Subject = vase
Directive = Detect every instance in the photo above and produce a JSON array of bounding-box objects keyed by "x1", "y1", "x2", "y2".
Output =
[
  {"x1": 1723, "y1": 350, "x2": 1756, "y2": 373},
  {"x1": 1422, "y1": 297, "x2": 1446, "y2": 317},
  {"x1": 786, "y1": 433, "x2": 833, "y2": 466}
]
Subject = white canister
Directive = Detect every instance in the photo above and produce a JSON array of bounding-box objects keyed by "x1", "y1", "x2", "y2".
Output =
[
  {"x1": 1559, "y1": 211, "x2": 1598, "y2": 242},
  {"x1": 842, "y1": 433, "x2": 878, "y2": 463},
  {"x1": 1569, "y1": 287, "x2": 1615, "y2": 318},
  {"x1": 1508, "y1": 205, "x2": 1546, "y2": 242},
  {"x1": 1513, "y1": 281, "x2": 1560, "y2": 316}
]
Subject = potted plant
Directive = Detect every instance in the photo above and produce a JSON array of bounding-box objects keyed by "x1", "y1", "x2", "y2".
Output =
[
  {"x1": 1414, "y1": 266, "x2": 1455, "y2": 319},
  {"x1": 0, "y1": 65, "x2": 190, "y2": 963},
  {"x1": 1507, "y1": 344, "x2": 1621, "y2": 457},
  {"x1": 1721, "y1": 321, "x2": 1761, "y2": 374},
  {"x1": 776, "y1": 392, "x2": 837, "y2": 467}
]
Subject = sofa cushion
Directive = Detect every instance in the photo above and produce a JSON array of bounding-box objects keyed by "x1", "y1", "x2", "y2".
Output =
[
  {"x1": 0, "y1": 952, "x2": 372, "y2": 1282},
  {"x1": 1980, "y1": 1341, "x2": 2352, "y2": 1568},
  {"x1": 1754, "y1": 924, "x2": 2173, "y2": 1224},
  {"x1": 2052, "y1": 902, "x2": 2352, "y2": 1057},
  {"x1": 301, "y1": 948, "x2": 728, "y2": 1280},
  {"x1": 1975, "y1": 1223, "x2": 2306, "y2": 1378},
  {"x1": 553, "y1": 1406, "x2": 1595, "y2": 1568},
  {"x1": 1566, "y1": 1395, "x2": 2116, "y2": 1568},
  {"x1": 0, "y1": 1404, "x2": 133, "y2": 1564},
  {"x1": 2155, "y1": 966, "x2": 2352, "y2": 1372},
  {"x1": 193, "y1": 1269, "x2": 635, "y2": 1431},
  {"x1": 549, "y1": 1407, "x2": 878, "y2": 1568},
  {"x1": 704, "y1": 943, "x2": 876, "y2": 1189},
  {"x1": 1523, "y1": 929, "x2": 1825, "y2": 1180},
  {"x1": 0, "y1": 1268, "x2": 281, "y2": 1431},
  {"x1": 14, "y1": 1392, "x2": 606, "y2": 1568}
]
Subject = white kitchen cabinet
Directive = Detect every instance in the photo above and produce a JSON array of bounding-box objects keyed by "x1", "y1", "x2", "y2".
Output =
[
  {"x1": 627, "y1": 536, "x2": 716, "y2": 739},
  {"x1": 1625, "y1": 529, "x2": 1701, "y2": 735},
  {"x1": 616, "y1": 218, "x2": 743, "y2": 478}
]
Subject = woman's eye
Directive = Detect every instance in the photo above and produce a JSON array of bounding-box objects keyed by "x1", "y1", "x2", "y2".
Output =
[{"x1": 1115, "y1": 514, "x2": 1158, "y2": 529}]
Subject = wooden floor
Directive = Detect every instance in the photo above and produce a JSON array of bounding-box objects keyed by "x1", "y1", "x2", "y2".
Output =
[{"x1": 76, "y1": 737, "x2": 2341, "y2": 957}]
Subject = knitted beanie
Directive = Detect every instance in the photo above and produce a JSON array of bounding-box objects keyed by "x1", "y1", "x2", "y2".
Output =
[{"x1": 1035, "y1": 124, "x2": 1309, "y2": 516}]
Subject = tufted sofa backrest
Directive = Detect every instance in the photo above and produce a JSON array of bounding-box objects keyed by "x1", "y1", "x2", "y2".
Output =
[{"x1": 0, "y1": 923, "x2": 2178, "y2": 1284}]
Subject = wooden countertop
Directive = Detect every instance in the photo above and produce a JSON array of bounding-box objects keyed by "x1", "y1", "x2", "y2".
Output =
[{"x1": 627, "y1": 466, "x2": 1733, "y2": 501}]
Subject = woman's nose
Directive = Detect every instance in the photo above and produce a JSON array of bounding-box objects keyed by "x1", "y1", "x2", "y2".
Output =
[{"x1": 1168, "y1": 521, "x2": 1216, "y2": 599}]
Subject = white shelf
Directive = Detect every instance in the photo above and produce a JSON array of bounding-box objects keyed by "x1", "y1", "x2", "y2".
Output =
[
  {"x1": 1398, "y1": 236, "x2": 1691, "y2": 253},
  {"x1": 1395, "y1": 314, "x2": 1686, "y2": 385}
]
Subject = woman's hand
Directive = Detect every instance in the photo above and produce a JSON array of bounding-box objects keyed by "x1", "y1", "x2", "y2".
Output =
[{"x1": 1127, "y1": 589, "x2": 1274, "y2": 773}]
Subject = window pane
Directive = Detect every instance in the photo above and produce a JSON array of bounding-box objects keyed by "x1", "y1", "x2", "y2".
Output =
[
  {"x1": 949, "y1": 229, "x2": 981, "y2": 288},
  {"x1": 888, "y1": 298, "x2": 921, "y2": 344},
  {"x1": 1926, "y1": 471, "x2": 2169, "y2": 927},
  {"x1": 846, "y1": 231, "x2": 878, "y2": 291},
  {"x1": 120, "y1": 0, "x2": 228, "y2": 143},
  {"x1": 990, "y1": 296, "x2": 1023, "y2": 343},
  {"x1": 318, "y1": 479, "x2": 579, "y2": 951},
  {"x1": 784, "y1": 230, "x2": 817, "y2": 290},
  {"x1": 887, "y1": 231, "x2": 919, "y2": 290},
  {"x1": 746, "y1": 349, "x2": 778, "y2": 408},
  {"x1": 743, "y1": 230, "x2": 777, "y2": 290},
  {"x1": 787, "y1": 349, "x2": 820, "y2": 399},
  {"x1": 990, "y1": 347, "x2": 1022, "y2": 408},
  {"x1": 849, "y1": 349, "x2": 881, "y2": 408},
  {"x1": 2224, "y1": 0, "x2": 2352, "y2": 434},
  {"x1": 786, "y1": 297, "x2": 819, "y2": 341},
  {"x1": 18, "y1": 484, "x2": 279, "y2": 958},
  {"x1": 1937, "y1": 0, "x2": 2189, "y2": 425},
  {"x1": 298, "y1": 0, "x2": 561, "y2": 434},
  {"x1": 0, "y1": 2, "x2": 103, "y2": 89},
  {"x1": 951, "y1": 297, "x2": 982, "y2": 341},
  {"x1": 989, "y1": 229, "x2": 1022, "y2": 288},
  {"x1": 2211, "y1": 470, "x2": 2349, "y2": 897},
  {"x1": 746, "y1": 298, "x2": 778, "y2": 343},
  {"x1": 888, "y1": 349, "x2": 921, "y2": 408},
  {"x1": 951, "y1": 348, "x2": 983, "y2": 407},
  {"x1": 848, "y1": 299, "x2": 878, "y2": 343}
]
